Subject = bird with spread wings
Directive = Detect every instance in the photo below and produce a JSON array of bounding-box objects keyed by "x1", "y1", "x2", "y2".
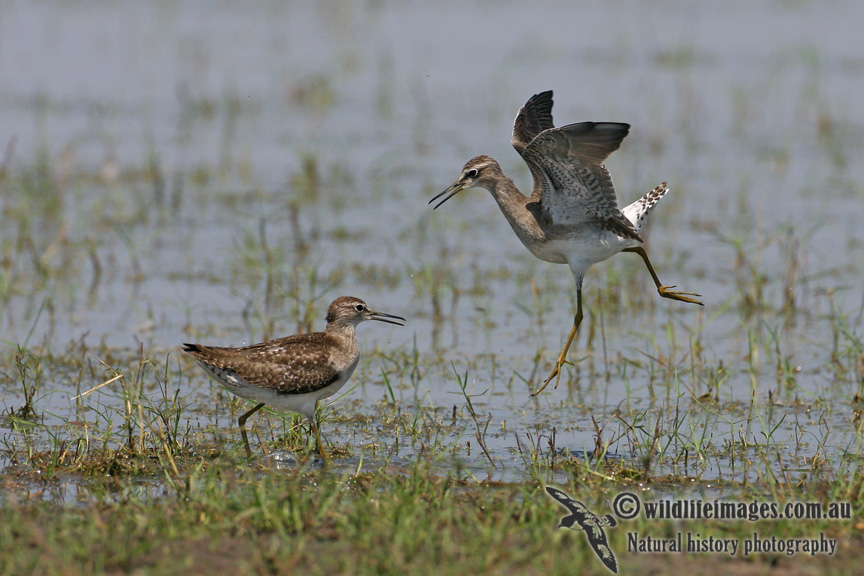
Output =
[{"x1": 546, "y1": 486, "x2": 618, "y2": 573}]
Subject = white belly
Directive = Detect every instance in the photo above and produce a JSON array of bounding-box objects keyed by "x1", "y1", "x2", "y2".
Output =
[{"x1": 530, "y1": 234, "x2": 637, "y2": 265}]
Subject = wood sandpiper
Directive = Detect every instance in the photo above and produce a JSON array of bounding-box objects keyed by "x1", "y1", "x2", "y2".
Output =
[
  {"x1": 183, "y1": 296, "x2": 405, "y2": 462},
  {"x1": 430, "y1": 90, "x2": 703, "y2": 395}
]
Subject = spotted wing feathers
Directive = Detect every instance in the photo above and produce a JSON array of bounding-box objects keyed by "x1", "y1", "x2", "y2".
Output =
[
  {"x1": 521, "y1": 122, "x2": 642, "y2": 242},
  {"x1": 183, "y1": 333, "x2": 340, "y2": 395}
]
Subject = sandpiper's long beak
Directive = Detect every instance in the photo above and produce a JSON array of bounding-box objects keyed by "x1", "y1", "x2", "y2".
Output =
[
  {"x1": 369, "y1": 310, "x2": 406, "y2": 326},
  {"x1": 429, "y1": 181, "x2": 465, "y2": 210}
]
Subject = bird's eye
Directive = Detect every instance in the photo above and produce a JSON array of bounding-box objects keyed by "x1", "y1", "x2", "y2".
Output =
[
  {"x1": 355, "y1": 304, "x2": 365, "y2": 312},
  {"x1": 467, "y1": 168, "x2": 479, "y2": 178}
]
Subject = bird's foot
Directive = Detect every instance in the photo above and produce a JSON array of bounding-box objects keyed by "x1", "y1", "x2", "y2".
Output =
[
  {"x1": 658, "y1": 285, "x2": 704, "y2": 306},
  {"x1": 532, "y1": 359, "x2": 574, "y2": 397}
]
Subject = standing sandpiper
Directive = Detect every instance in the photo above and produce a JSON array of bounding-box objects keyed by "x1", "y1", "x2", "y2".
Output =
[
  {"x1": 430, "y1": 90, "x2": 702, "y2": 395},
  {"x1": 183, "y1": 296, "x2": 405, "y2": 462}
]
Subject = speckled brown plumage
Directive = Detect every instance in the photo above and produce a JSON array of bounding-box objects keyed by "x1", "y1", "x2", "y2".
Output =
[
  {"x1": 184, "y1": 332, "x2": 346, "y2": 396},
  {"x1": 183, "y1": 296, "x2": 404, "y2": 461}
]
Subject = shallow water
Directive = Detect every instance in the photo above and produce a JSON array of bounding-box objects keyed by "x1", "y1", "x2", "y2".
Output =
[{"x1": 1, "y1": 1, "x2": 863, "y2": 490}]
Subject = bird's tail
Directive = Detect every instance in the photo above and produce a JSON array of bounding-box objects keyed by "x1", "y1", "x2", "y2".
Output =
[
  {"x1": 621, "y1": 181, "x2": 668, "y2": 233},
  {"x1": 182, "y1": 343, "x2": 207, "y2": 357},
  {"x1": 604, "y1": 514, "x2": 618, "y2": 528}
]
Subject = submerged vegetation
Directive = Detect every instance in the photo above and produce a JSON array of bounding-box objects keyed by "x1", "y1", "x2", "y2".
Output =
[{"x1": 0, "y1": 173, "x2": 862, "y2": 572}]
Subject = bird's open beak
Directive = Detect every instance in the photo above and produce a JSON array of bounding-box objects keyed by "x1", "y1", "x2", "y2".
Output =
[
  {"x1": 428, "y1": 181, "x2": 465, "y2": 210},
  {"x1": 369, "y1": 310, "x2": 406, "y2": 326}
]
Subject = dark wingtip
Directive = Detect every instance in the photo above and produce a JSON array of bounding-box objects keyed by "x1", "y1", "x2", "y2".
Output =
[
  {"x1": 531, "y1": 89, "x2": 554, "y2": 103},
  {"x1": 181, "y1": 343, "x2": 200, "y2": 353}
]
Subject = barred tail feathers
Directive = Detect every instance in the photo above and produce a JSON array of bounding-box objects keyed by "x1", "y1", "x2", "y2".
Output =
[{"x1": 621, "y1": 182, "x2": 669, "y2": 233}]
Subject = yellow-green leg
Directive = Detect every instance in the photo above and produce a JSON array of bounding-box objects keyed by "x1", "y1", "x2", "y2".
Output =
[
  {"x1": 310, "y1": 401, "x2": 333, "y2": 464},
  {"x1": 238, "y1": 402, "x2": 266, "y2": 459},
  {"x1": 533, "y1": 290, "x2": 583, "y2": 397},
  {"x1": 623, "y1": 247, "x2": 703, "y2": 306}
]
